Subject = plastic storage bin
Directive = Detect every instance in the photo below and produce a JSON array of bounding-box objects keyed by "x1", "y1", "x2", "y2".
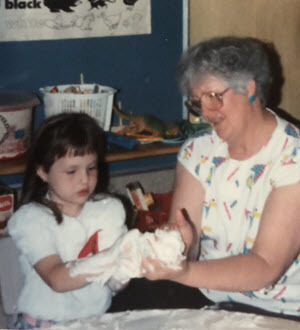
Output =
[
  {"x1": 40, "y1": 84, "x2": 116, "y2": 131},
  {"x1": 0, "y1": 90, "x2": 40, "y2": 160}
]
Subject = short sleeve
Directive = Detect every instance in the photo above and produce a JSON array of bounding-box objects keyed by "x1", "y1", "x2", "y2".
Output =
[
  {"x1": 178, "y1": 129, "x2": 217, "y2": 180},
  {"x1": 8, "y1": 204, "x2": 58, "y2": 265},
  {"x1": 271, "y1": 143, "x2": 300, "y2": 188}
]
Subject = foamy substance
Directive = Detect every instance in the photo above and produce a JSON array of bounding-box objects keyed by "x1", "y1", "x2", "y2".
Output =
[
  {"x1": 39, "y1": 308, "x2": 300, "y2": 330},
  {"x1": 68, "y1": 228, "x2": 185, "y2": 285}
]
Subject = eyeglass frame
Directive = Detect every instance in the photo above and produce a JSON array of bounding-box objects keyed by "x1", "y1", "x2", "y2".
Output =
[{"x1": 185, "y1": 87, "x2": 230, "y2": 117}]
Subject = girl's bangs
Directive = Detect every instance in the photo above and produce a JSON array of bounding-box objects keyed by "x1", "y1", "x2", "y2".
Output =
[{"x1": 67, "y1": 144, "x2": 96, "y2": 157}]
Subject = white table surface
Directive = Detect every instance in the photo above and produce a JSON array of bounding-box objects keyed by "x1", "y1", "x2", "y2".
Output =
[{"x1": 43, "y1": 308, "x2": 300, "y2": 330}]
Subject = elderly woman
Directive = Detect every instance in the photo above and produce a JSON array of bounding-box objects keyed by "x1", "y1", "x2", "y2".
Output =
[{"x1": 144, "y1": 37, "x2": 300, "y2": 317}]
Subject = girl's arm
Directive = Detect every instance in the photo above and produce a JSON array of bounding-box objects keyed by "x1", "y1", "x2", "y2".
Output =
[
  {"x1": 33, "y1": 198, "x2": 128, "y2": 293},
  {"x1": 34, "y1": 255, "x2": 96, "y2": 292},
  {"x1": 145, "y1": 169, "x2": 300, "y2": 292}
]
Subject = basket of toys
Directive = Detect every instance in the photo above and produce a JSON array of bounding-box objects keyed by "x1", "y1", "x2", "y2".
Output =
[{"x1": 40, "y1": 83, "x2": 116, "y2": 131}]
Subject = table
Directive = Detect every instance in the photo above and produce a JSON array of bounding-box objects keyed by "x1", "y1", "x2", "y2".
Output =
[
  {"x1": 42, "y1": 308, "x2": 300, "y2": 329},
  {"x1": 0, "y1": 142, "x2": 182, "y2": 176}
]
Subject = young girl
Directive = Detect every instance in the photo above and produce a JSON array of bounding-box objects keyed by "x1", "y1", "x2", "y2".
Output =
[{"x1": 8, "y1": 112, "x2": 127, "y2": 329}]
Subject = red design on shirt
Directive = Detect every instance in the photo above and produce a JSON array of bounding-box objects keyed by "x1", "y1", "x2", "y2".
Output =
[
  {"x1": 223, "y1": 201, "x2": 231, "y2": 220},
  {"x1": 187, "y1": 141, "x2": 194, "y2": 151},
  {"x1": 226, "y1": 242, "x2": 232, "y2": 252},
  {"x1": 78, "y1": 230, "x2": 102, "y2": 258},
  {"x1": 227, "y1": 167, "x2": 239, "y2": 181},
  {"x1": 273, "y1": 285, "x2": 287, "y2": 300}
]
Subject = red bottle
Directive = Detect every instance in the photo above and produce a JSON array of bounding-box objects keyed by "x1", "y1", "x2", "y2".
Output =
[{"x1": 0, "y1": 183, "x2": 17, "y2": 236}]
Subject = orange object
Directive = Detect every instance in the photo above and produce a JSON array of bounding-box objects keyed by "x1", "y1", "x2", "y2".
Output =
[
  {"x1": 77, "y1": 230, "x2": 102, "y2": 258},
  {"x1": 50, "y1": 86, "x2": 59, "y2": 93},
  {"x1": 135, "y1": 191, "x2": 172, "y2": 233},
  {"x1": 143, "y1": 192, "x2": 155, "y2": 208}
]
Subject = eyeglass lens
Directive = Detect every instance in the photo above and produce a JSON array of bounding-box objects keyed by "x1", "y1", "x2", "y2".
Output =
[
  {"x1": 185, "y1": 95, "x2": 221, "y2": 117},
  {"x1": 185, "y1": 89, "x2": 229, "y2": 117}
]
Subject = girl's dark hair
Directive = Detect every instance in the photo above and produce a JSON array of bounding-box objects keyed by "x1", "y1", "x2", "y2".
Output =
[{"x1": 19, "y1": 112, "x2": 106, "y2": 224}]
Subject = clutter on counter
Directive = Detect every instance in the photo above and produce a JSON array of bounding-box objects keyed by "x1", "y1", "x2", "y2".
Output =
[
  {"x1": 126, "y1": 181, "x2": 172, "y2": 232},
  {"x1": 0, "y1": 183, "x2": 18, "y2": 236}
]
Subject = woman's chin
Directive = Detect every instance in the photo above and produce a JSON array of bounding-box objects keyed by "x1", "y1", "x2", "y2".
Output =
[{"x1": 212, "y1": 122, "x2": 222, "y2": 135}]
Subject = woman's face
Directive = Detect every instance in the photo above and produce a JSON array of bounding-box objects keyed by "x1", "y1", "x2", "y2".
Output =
[{"x1": 191, "y1": 76, "x2": 250, "y2": 144}]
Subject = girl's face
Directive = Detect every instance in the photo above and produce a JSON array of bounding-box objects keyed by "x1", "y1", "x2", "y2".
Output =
[{"x1": 37, "y1": 151, "x2": 98, "y2": 217}]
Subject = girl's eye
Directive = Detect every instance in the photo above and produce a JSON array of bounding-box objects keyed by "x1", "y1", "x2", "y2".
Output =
[
  {"x1": 88, "y1": 165, "x2": 97, "y2": 172},
  {"x1": 66, "y1": 170, "x2": 76, "y2": 175}
]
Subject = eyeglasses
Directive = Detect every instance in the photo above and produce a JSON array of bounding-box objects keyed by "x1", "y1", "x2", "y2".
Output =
[{"x1": 185, "y1": 87, "x2": 230, "y2": 117}]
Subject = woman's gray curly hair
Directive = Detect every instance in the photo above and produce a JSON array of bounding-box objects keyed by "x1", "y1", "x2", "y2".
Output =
[{"x1": 176, "y1": 36, "x2": 273, "y2": 107}]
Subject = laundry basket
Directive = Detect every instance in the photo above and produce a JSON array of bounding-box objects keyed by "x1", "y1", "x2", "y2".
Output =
[{"x1": 40, "y1": 84, "x2": 116, "y2": 131}]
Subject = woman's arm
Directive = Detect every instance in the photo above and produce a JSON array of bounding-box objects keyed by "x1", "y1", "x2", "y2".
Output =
[
  {"x1": 145, "y1": 182, "x2": 300, "y2": 292},
  {"x1": 168, "y1": 162, "x2": 205, "y2": 260}
]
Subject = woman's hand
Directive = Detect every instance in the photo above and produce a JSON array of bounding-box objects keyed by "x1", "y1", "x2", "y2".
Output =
[
  {"x1": 165, "y1": 208, "x2": 199, "y2": 260},
  {"x1": 141, "y1": 255, "x2": 189, "y2": 282},
  {"x1": 166, "y1": 163, "x2": 204, "y2": 260},
  {"x1": 174, "y1": 208, "x2": 199, "y2": 259},
  {"x1": 141, "y1": 206, "x2": 199, "y2": 283}
]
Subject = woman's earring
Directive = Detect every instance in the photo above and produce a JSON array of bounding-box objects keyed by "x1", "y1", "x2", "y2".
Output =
[{"x1": 248, "y1": 95, "x2": 255, "y2": 103}]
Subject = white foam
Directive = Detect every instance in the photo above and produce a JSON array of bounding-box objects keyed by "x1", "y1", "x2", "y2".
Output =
[
  {"x1": 68, "y1": 228, "x2": 186, "y2": 286},
  {"x1": 41, "y1": 308, "x2": 300, "y2": 330}
]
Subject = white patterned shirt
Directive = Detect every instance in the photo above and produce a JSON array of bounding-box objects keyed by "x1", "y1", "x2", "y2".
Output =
[{"x1": 178, "y1": 111, "x2": 300, "y2": 316}]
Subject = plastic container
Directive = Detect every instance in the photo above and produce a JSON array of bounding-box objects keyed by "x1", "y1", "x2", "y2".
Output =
[
  {"x1": 0, "y1": 90, "x2": 40, "y2": 160},
  {"x1": 135, "y1": 191, "x2": 173, "y2": 233},
  {"x1": 0, "y1": 183, "x2": 17, "y2": 236},
  {"x1": 40, "y1": 84, "x2": 117, "y2": 131}
]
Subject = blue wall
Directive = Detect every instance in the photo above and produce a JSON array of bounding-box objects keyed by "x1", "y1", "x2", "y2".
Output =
[{"x1": 0, "y1": 1, "x2": 184, "y2": 186}]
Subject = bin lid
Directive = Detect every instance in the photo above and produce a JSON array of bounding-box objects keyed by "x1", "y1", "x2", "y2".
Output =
[{"x1": 0, "y1": 90, "x2": 40, "y2": 112}]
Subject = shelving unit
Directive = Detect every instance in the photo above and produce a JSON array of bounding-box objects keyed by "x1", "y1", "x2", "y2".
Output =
[{"x1": 0, "y1": 142, "x2": 182, "y2": 176}]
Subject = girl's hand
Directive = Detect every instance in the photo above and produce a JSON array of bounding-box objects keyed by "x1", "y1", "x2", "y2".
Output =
[{"x1": 107, "y1": 277, "x2": 129, "y2": 292}]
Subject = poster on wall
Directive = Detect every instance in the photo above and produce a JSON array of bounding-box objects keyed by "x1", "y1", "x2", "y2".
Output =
[{"x1": 0, "y1": 0, "x2": 151, "y2": 41}]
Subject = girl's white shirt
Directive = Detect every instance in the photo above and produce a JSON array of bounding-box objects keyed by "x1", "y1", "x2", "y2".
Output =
[{"x1": 8, "y1": 196, "x2": 126, "y2": 322}]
